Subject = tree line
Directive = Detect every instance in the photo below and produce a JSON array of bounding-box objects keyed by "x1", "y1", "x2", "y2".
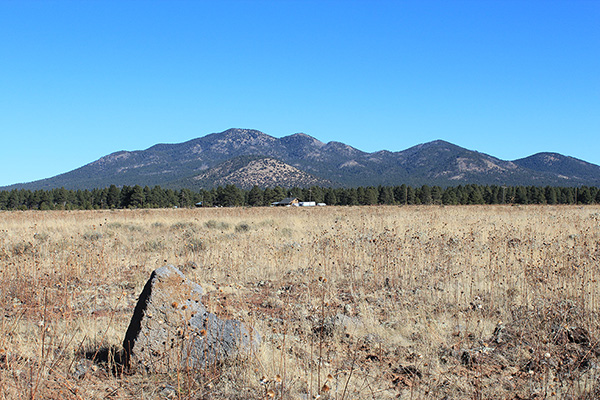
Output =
[{"x1": 0, "y1": 184, "x2": 599, "y2": 211}]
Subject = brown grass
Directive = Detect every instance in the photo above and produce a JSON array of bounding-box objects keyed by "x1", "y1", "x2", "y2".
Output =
[{"x1": 1, "y1": 205, "x2": 600, "y2": 399}]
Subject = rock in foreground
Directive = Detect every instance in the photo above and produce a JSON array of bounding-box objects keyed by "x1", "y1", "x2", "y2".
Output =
[{"x1": 123, "y1": 265, "x2": 257, "y2": 372}]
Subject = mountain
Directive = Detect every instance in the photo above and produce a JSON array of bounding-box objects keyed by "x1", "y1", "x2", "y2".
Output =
[
  {"x1": 512, "y1": 153, "x2": 600, "y2": 185},
  {"x1": 174, "y1": 156, "x2": 332, "y2": 190},
  {"x1": 3, "y1": 129, "x2": 600, "y2": 190}
]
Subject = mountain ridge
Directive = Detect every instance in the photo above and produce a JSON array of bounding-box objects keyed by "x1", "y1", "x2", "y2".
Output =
[{"x1": 3, "y1": 128, "x2": 600, "y2": 190}]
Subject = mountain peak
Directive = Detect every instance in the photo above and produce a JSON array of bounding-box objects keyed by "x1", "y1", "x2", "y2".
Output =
[
  {"x1": 417, "y1": 139, "x2": 458, "y2": 149},
  {"x1": 513, "y1": 152, "x2": 599, "y2": 183},
  {"x1": 289, "y1": 132, "x2": 320, "y2": 140},
  {"x1": 324, "y1": 141, "x2": 363, "y2": 155},
  {"x1": 401, "y1": 140, "x2": 464, "y2": 158},
  {"x1": 204, "y1": 128, "x2": 277, "y2": 151},
  {"x1": 521, "y1": 152, "x2": 572, "y2": 164},
  {"x1": 218, "y1": 128, "x2": 273, "y2": 140},
  {"x1": 222, "y1": 128, "x2": 264, "y2": 135},
  {"x1": 281, "y1": 132, "x2": 324, "y2": 147},
  {"x1": 428, "y1": 139, "x2": 452, "y2": 145}
]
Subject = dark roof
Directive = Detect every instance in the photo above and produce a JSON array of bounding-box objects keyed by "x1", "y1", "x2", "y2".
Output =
[
  {"x1": 273, "y1": 197, "x2": 298, "y2": 205},
  {"x1": 280, "y1": 197, "x2": 298, "y2": 203}
]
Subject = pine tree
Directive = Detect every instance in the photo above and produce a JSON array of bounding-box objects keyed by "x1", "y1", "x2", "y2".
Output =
[
  {"x1": 220, "y1": 185, "x2": 244, "y2": 206},
  {"x1": 515, "y1": 186, "x2": 528, "y2": 204},
  {"x1": 406, "y1": 186, "x2": 416, "y2": 205},
  {"x1": 378, "y1": 186, "x2": 394, "y2": 204},
  {"x1": 419, "y1": 185, "x2": 432, "y2": 205},
  {"x1": 431, "y1": 186, "x2": 443, "y2": 205},
  {"x1": 578, "y1": 186, "x2": 592, "y2": 204},
  {"x1": 263, "y1": 188, "x2": 277, "y2": 205},
  {"x1": 200, "y1": 189, "x2": 214, "y2": 207},
  {"x1": 346, "y1": 188, "x2": 359, "y2": 205},
  {"x1": 129, "y1": 185, "x2": 145, "y2": 208},
  {"x1": 247, "y1": 186, "x2": 264, "y2": 206},
  {"x1": 364, "y1": 187, "x2": 378, "y2": 205},
  {"x1": 545, "y1": 187, "x2": 558, "y2": 204},
  {"x1": 324, "y1": 188, "x2": 338, "y2": 205},
  {"x1": 273, "y1": 186, "x2": 286, "y2": 201},
  {"x1": 468, "y1": 187, "x2": 485, "y2": 204},
  {"x1": 0, "y1": 191, "x2": 8, "y2": 209},
  {"x1": 442, "y1": 188, "x2": 458, "y2": 205},
  {"x1": 289, "y1": 187, "x2": 303, "y2": 200},
  {"x1": 107, "y1": 185, "x2": 120, "y2": 208},
  {"x1": 394, "y1": 185, "x2": 408, "y2": 205}
]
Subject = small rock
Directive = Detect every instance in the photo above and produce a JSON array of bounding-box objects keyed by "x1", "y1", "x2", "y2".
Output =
[
  {"x1": 568, "y1": 327, "x2": 590, "y2": 346},
  {"x1": 393, "y1": 365, "x2": 422, "y2": 378},
  {"x1": 363, "y1": 333, "x2": 382, "y2": 345},
  {"x1": 159, "y1": 384, "x2": 177, "y2": 398},
  {"x1": 73, "y1": 359, "x2": 94, "y2": 379},
  {"x1": 313, "y1": 314, "x2": 363, "y2": 338},
  {"x1": 460, "y1": 351, "x2": 471, "y2": 366},
  {"x1": 343, "y1": 304, "x2": 353, "y2": 315}
]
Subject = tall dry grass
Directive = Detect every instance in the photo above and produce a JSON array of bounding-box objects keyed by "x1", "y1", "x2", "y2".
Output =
[{"x1": 1, "y1": 205, "x2": 599, "y2": 399}]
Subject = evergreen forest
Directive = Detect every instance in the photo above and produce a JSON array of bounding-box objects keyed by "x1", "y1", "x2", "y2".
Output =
[{"x1": 1, "y1": 184, "x2": 599, "y2": 211}]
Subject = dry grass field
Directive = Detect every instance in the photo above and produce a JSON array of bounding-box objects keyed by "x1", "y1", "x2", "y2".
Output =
[{"x1": 1, "y1": 205, "x2": 600, "y2": 399}]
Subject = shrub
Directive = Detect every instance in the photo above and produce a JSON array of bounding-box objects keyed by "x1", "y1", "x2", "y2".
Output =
[
  {"x1": 185, "y1": 238, "x2": 205, "y2": 253},
  {"x1": 235, "y1": 222, "x2": 251, "y2": 232},
  {"x1": 171, "y1": 221, "x2": 197, "y2": 231},
  {"x1": 12, "y1": 241, "x2": 34, "y2": 256},
  {"x1": 205, "y1": 220, "x2": 230, "y2": 230},
  {"x1": 83, "y1": 232, "x2": 103, "y2": 241}
]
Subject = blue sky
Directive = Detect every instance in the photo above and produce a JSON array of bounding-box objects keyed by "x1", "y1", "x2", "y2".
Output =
[{"x1": 1, "y1": 0, "x2": 598, "y2": 187}]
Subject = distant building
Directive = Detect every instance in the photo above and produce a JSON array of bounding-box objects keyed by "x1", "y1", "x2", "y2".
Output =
[{"x1": 271, "y1": 197, "x2": 300, "y2": 207}]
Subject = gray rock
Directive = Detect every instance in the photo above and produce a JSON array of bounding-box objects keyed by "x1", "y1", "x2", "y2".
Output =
[
  {"x1": 314, "y1": 314, "x2": 363, "y2": 337},
  {"x1": 123, "y1": 265, "x2": 258, "y2": 373},
  {"x1": 72, "y1": 359, "x2": 95, "y2": 379},
  {"x1": 159, "y1": 384, "x2": 177, "y2": 398},
  {"x1": 329, "y1": 313, "x2": 363, "y2": 332}
]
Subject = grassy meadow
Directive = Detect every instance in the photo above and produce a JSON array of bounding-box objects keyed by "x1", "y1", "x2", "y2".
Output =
[{"x1": 1, "y1": 205, "x2": 600, "y2": 399}]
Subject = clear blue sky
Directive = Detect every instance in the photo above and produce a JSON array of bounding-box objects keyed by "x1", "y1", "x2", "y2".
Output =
[{"x1": 1, "y1": 0, "x2": 598, "y2": 187}]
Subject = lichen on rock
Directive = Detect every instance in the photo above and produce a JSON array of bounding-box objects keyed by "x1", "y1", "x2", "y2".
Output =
[{"x1": 123, "y1": 265, "x2": 258, "y2": 373}]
